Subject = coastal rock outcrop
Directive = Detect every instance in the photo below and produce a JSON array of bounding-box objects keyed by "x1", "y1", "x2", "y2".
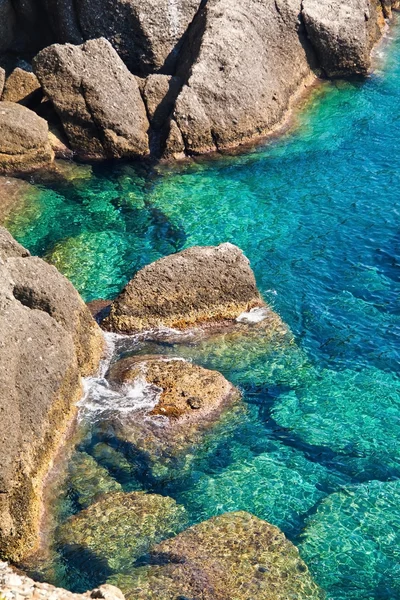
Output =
[
  {"x1": 302, "y1": 0, "x2": 385, "y2": 77},
  {"x1": 0, "y1": 228, "x2": 103, "y2": 561},
  {"x1": 169, "y1": 0, "x2": 315, "y2": 155},
  {"x1": 57, "y1": 492, "x2": 187, "y2": 576},
  {"x1": 33, "y1": 38, "x2": 150, "y2": 159},
  {"x1": 76, "y1": 0, "x2": 201, "y2": 75},
  {"x1": 103, "y1": 243, "x2": 264, "y2": 333},
  {"x1": 109, "y1": 511, "x2": 323, "y2": 600},
  {"x1": 0, "y1": 102, "x2": 53, "y2": 174},
  {"x1": 0, "y1": 0, "x2": 16, "y2": 53},
  {"x1": 1, "y1": 66, "x2": 41, "y2": 106}
]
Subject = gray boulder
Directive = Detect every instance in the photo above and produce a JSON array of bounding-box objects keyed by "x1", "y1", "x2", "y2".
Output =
[
  {"x1": 302, "y1": 0, "x2": 384, "y2": 77},
  {"x1": 33, "y1": 38, "x2": 150, "y2": 159},
  {"x1": 76, "y1": 0, "x2": 201, "y2": 74},
  {"x1": 0, "y1": 102, "x2": 53, "y2": 175},
  {"x1": 169, "y1": 0, "x2": 315, "y2": 155},
  {"x1": 103, "y1": 243, "x2": 264, "y2": 333},
  {"x1": 0, "y1": 228, "x2": 103, "y2": 561}
]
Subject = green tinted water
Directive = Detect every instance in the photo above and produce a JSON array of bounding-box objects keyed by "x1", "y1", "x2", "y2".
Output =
[{"x1": 6, "y1": 23, "x2": 400, "y2": 600}]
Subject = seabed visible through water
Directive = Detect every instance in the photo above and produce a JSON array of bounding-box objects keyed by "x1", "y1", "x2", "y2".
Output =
[{"x1": 4, "y1": 19, "x2": 400, "y2": 600}]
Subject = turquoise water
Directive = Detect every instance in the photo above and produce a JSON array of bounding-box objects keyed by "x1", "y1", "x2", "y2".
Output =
[{"x1": 8, "y1": 23, "x2": 400, "y2": 600}]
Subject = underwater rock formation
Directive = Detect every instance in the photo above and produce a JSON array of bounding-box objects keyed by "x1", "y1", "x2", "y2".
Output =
[
  {"x1": 33, "y1": 38, "x2": 150, "y2": 159},
  {"x1": 102, "y1": 355, "x2": 240, "y2": 480},
  {"x1": 0, "y1": 227, "x2": 103, "y2": 561},
  {"x1": 57, "y1": 491, "x2": 187, "y2": 576},
  {"x1": 103, "y1": 243, "x2": 265, "y2": 333},
  {"x1": 108, "y1": 511, "x2": 323, "y2": 600},
  {"x1": 0, "y1": 102, "x2": 53, "y2": 174}
]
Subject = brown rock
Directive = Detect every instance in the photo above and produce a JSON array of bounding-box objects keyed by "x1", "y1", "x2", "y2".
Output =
[
  {"x1": 109, "y1": 512, "x2": 323, "y2": 600},
  {"x1": 48, "y1": 123, "x2": 74, "y2": 159},
  {"x1": 171, "y1": 0, "x2": 315, "y2": 155},
  {"x1": 101, "y1": 356, "x2": 240, "y2": 481},
  {"x1": 0, "y1": 102, "x2": 54, "y2": 175},
  {"x1": 103, "y1": 243, "x2": 264, "y2": 333},
  {"x1": 33, "y1": 38, "x2": 150, "y2": 159},
  {"x1": 2, "y1": 67, "x2": 42, "y2": 106},
  {"x1": 0, "y1": 228, "x2": 103, "y2": 561},
  {"x1": 142, "y1": 75, "x2": 181, "y2": 130},
  {"x1": 76, "y1": 0, "x2": 201, "y2": 75},
  {"x1": 302, "y1": 0, "x2": 385, "y2": 77}
]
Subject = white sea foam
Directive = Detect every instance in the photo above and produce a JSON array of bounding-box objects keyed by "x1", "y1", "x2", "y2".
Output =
[{"x1": 236, "y1": 306, "x2": 272, "y2": 324}]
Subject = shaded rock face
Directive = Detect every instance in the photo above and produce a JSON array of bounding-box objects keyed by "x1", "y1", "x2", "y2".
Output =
[
  {"x1": 57, "y1": 492, "x2": 187, "y2": 577},
  {"x1": 76, "y1": 0, "x2": 201, "y2": 75},
  {"x1": 33, "y1": 38, "x2": 150, "y2": 159},
  {"x1": 0, "y1": 102, "x2": 53, "y2": 175},
  {"x1": 109, "y1": 512, "x2": 323, "y2": 600},
  {"x1": 302, "y1": 0, "x2": 384, "y2": 77},
  {"x1": 103, "y1": 243, "x2": 264, "y2": 333},
  {"x1": 0, "y1": 0, "x2": 17, "y2": 53},
  {"x1": 0, "y1": 228, "x2": 103, "y2": 561},
  {"x1": 170, "y1": 0, "x2": 315, "y2": 155}
]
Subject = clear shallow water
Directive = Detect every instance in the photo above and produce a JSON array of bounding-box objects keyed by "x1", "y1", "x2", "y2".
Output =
[{"x1": 7, "y1": 24, "x2": 400, "y2": 600}]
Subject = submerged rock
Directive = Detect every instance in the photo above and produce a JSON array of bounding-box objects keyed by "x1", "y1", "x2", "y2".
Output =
[
  {"x1": 300, "y1": 480, "x2": 400, "y2": 597},
  {"x1": 103, "y1": 243, "x2": 265, "y2": 333},
  {"x1": 33, "y1": 38, "x2": 150, "y2": 159},
  {"x1": 0, "y1": 228, "x2": 103, "y2": 561},
  {"x1": 58, "y1": 492, "x2": 187, "y2": 576},
  {"x1": 101, "y1": 356, "x2": 240, "y2": 481},
  {"x1": 109, "y1": 511, "x2": 323, "y2": 600},
  {"x1": 67, "y1": 452, "x2": 122, "y2": 509},
  {"x1": 0, "y1": 102, "x2": 53, "y2": 175}
]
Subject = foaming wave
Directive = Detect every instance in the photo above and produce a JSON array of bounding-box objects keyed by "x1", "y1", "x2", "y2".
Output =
[{"x1": 236, "y1": 306, "x2": 273, "y2": 324}]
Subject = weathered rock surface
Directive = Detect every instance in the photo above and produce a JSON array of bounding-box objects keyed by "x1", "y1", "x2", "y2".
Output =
[
  {"x1": 0, "y1": 228, "x2": 103, "y2": 561},
  {"x1": 33, "y1": 38, "x2": 150, "y2": 159},
  {"x1": 76, "y1": 0, "x2": 201, "y2": 75},
  {"x1": 109, "y1": 511, "x2": 323, "y2": 600},
  {"x1": 103, "y1": 243, "x2": 264, "y2": 333},
  {"x1": 170, "y1": 0, "x2": 315, "y2": 155},
  {"x1": 2, "y1": 66, "x2": 41, "y2": 105},
  {"x1": 57, "y1": 492, "x2": 187, "y2": 575},
  {"x1": 0, "y1": 102, "x2": 53, "y2": 174},
  {"x1": 302, "y1": 0, "x2": 385, "y2": 77},
  {"x1": 0, "y1": 561, "x2": 125, "y2": 600},
  {"x1": 0, "y1": 68, "x2": 5, "y2": 97}
]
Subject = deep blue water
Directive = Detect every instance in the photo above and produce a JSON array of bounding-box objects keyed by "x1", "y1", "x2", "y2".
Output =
[{"x1": 6, "y1": 21, "x2": 400, "y2": 600}]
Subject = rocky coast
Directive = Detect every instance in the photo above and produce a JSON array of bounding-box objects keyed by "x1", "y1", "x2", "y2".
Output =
[{"x1": 0, "y1": 0, "x2": 398, "y2": 172}]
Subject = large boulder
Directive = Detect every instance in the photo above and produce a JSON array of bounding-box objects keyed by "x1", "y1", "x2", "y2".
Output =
[
  {"x1": 57, "y1": 492, "x2": 187, "y2": 576},
  {"x1": 302, "y1": 0, "x2": 385, "y2": 77},
  {"x1": 76, "y1": 0, "x2": 201, "y2": 75},
  {"x1": 0, "y1": 228, "x2": 103, "y2": 561},
  {"x1": 0, "y1": 102, "x2": 53, "y2": 175},
  {"x1": 103, "y1": 243, "x2": 264, "y2": 333},
  {"x1": 33, "y1": 38, "x2": 150, "y2": 159},
  {"x1": 109, "y1": 512, "x2": 323, "y2": 600},
  {"x1": 168, "y1": 0, "x2": 315, "y2": 155}
]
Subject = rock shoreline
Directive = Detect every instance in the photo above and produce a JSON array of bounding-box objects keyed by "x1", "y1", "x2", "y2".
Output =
[{"x1": 0, "y1": 1, "x2": 397, "y2": 173}]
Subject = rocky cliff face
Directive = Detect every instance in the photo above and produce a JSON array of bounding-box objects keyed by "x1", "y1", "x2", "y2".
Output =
[
  {"x1": 0, "y1": 228, "x2": 103, "y2": 561},
  {"x1": 0, "y1": 0, "x2": 396, "y2": 168}
]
